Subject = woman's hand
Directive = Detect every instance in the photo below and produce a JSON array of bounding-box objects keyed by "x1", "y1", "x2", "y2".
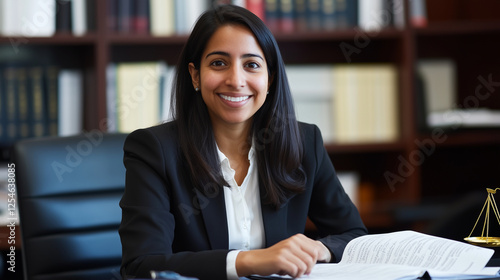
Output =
[{"x1": 235, "y1": 234, "x2": 331, "y2": 278}]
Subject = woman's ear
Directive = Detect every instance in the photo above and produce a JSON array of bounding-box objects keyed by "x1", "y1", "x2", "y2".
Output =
[{"x1": 188, "y1": 62, "x2": 200, "y2": 90}]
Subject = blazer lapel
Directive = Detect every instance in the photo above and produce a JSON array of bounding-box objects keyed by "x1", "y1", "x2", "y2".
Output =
[
  {"x1": 259, "y1": 183, "x2": 289, "y2": 247},
  {"x1": 196, "y1": 188, "x2": 229, "y2": 250}
]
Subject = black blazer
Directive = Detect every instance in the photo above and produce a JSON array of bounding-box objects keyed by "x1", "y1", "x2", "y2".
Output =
[{"x1": 119, "y1": 121, "x2": 367, "y2": 280}]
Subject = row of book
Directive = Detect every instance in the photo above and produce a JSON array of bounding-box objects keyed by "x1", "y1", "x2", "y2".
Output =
[
  {"x1": 287, "y1": 64, "x2": 399, "y2": 144},
  {"x1": 111, "y1": 0, "x2": 428, "y2": 35},
  {"x1": 105, "y1": 61, "x2": 400, "y2": 143},
  {"x1": 0, "y1": 65, "x2": 83, "y2": 147},
  {"x1": 6, "y1": 59, "x2": 495, "y2": 150},
  {"x1": 0, "y1": 0, "x2": 427, "y2": 38},
  {"x1": 0, "y1": 0, "x2": 95, "y2": 37},
  {"x1": 106, "y1": 61, "x2": 175, "y2": 133}
]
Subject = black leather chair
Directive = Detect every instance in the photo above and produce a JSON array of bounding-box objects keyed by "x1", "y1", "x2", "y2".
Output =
[{"x1": 13, "y1": 132, "x2": 127, "y2": 280}]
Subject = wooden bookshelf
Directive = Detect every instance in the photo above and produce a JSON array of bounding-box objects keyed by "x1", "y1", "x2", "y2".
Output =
[{"x1": 1, "y1": 0, "x2": 500, "y2": 234}]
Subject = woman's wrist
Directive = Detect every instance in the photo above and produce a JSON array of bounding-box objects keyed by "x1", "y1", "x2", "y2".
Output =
[{"x1": 235, "y1": 250, "x2": 254, "y2": 277}]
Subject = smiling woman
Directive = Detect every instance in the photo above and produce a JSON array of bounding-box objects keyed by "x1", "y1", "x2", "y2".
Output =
[
  {"x1": 188, "y1": 24, "x2": 269, "y2": 130},
  {"x1": 119, "y1": 4, "x2": 367, "y2": 280}
]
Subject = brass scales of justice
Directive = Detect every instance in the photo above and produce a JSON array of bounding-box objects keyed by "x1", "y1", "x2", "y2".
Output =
[{"x1": 465, "y1": 188, "x2": 500, "y2": 247}]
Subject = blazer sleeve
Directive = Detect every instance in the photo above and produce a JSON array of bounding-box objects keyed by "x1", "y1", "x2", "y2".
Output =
[
  {"x1": 304, "y1": 124, "x2": 368, "y2": 262},
  {"x1": 119, "y1": 127, "x2": 229, "y2": 280}
]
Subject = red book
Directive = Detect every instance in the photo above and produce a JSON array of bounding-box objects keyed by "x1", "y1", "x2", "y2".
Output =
[{"x1": 246, "y1": 0, "x2": 266, "y2": 21}]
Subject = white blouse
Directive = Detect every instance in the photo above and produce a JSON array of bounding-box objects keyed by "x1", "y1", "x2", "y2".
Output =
[{"x1": 216, "y1": 144, "x2": 265, "y2": 279}]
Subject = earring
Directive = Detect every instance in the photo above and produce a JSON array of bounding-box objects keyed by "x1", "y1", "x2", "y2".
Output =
[
  {"x1": 266, "y1": 91, "x2": 269, "y2": 95},
  {"x1": 195, "y1": 87, "x2": 199, "y2": 92}
]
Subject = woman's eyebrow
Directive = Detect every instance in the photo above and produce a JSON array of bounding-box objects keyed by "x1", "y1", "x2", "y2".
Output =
[{"x1": 205, "y1": 51, "x2": 263, "y2": 60}]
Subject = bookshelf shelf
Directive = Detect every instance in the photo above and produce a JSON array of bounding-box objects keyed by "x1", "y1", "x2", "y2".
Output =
[
  {"x1": 325, "y1": 141, "x2": 406, "y2": 154},
  {"x1": 1, "y1": 0, "x2": 499, "y2": 235},
  {"x1": 273, "y1": 28, "x2": 404, "y2": 42},
  {"x1": 415, "y1": 21, "x2": 500, "y2": 36},
  {"x1": 0, "y1": 34, "x2": 98, "y2": 45},
  {"x1": 107, "y1": 34, "x2": 189, "y2": 44}
]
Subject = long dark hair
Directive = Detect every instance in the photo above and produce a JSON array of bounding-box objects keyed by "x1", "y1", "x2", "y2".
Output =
[{"x1": 172, "y1": 4, "x2": 305, "y2": 208}]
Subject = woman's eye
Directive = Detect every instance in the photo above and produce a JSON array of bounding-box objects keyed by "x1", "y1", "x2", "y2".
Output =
[
  {"x1": 246, "y1": 62, "x2": 260, "y2": 69},
  {"x1": 210, "y1": 60, "x2": 226, "y2": 67}
]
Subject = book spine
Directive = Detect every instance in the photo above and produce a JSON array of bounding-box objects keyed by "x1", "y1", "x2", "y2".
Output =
[
  {"x1": 410, "y1": 0, "x2": 427, "y2": 27},
  {"x1": 86, "y1": 0, "x2": 97, "y2": 32},
  {"x1": 21, "y1": 0, "x2": 56, "y2": 37},
  {"x1": 279, "y1": 0, "x2": 295, "y2": 33},
  {"x1": 133, "y1": 0, "x2": 150, "y2": 34},
  {"x1": 107, "y1": 0, "x2": 118, "y2": 32},
  {"x1": 72, "y1": 0, "x2": 87, "y2": 36},
  {"x1": 150, "y1": 0, "x2": 175, "y2": 36},
  {"x1": 246, "y1": 0, "x2": 266, "y2": 21},
  {"x1": 30, "y1": 67, "x2": 47, "y2": 138},
  {"x1": 45, "y1": 67, "x2": 59, "y2": 136},
  {"x1": 16, "y1": 68, "x2": 31, "y2": 139},
  {"x1": 4, "y1": 67, "x2": 18, "y2": 145},
  {"x1": 336, "y1": 0, "x2": 358, "y2": 29},
  {"x1": 294, "y1": 0, "x2": 308, "y2": 31},
  {"x1": 306, "y1": 0, "x2": 322, "y2": 31},
  {"x1": 58, "y1": 70, "x2": 83, "y2": 136},
  {"x1": 322, "y1": 0, "x2": 336, "y2": 30},
  {"x1": 0, "y1": 0, "x2": 21, "y2": 36},
  {"x1": 265, "y1": 0, "x2": 280, "y2": 32},
  {"x1": 56, "y1": 0, "x2": 73, "y2": 33},
  {"x1": 118, "y1": 0, "x2": 134, "y2": 33}
]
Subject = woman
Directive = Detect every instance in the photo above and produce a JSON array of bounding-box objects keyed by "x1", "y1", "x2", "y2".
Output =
[{"x1": 119, "y1": 4, "x2": 367, "y2": 280}]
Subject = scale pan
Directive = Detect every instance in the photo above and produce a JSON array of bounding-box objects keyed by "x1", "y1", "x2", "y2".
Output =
[{"x1": 464, "y1": 236, "x2": 500, "y2": 247}]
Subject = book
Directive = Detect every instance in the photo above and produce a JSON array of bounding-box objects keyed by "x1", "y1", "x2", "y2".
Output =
[
  {"x1": 358, "y1": 0, "x2": 389, "y2": 31},
  {"x1": 427, "y1": 108, "x2": 500, "y2": 128},
  {"x1": 333, "y1": 64, "x2": 398, "y2": 143},
  {"x1": 106, "y1": 0, "x2": 118, "y2": 31},
  {"x1": 286, "y1": 64, "x2": 335, "y2": 142},
  {"x1": 334, "y1": 0, "x2": 359, "y2": 29},
  {"x1": 16, "y1": 68, "x2": 30, "y2": 139},
  {"x1": 114, "y1": 62, "x2": 163, "y2": 133},
  {"x1": 279, "y1": 0, "x2": 295, "y2": 32},
  {"x1": 417, "y1": 59, "x2": 456, "y2": 116},
  {"x1": 106, "y1": 63, "x2": 118, "y2": 132},
  {"x1": 45, "y1": 66, "x2": 59, "y2": 136},
  {"x1": 265, "y1": 0, "x2": 280, "y2": 32},
  {"x1": 29, "y1": 66, "x2": 49, "y2": 138},
  {"x1": 117, "y1": 0, "x2": 134, "y2": 33},
  {"x1": 246, "y1": 0, "x2": 266, "y2": 21},
  {"x1": 72, "y1": 0, "x2": 88, "y2": 36},
  {"x1": 306, "y1": 0, "x2": 322, "y2": 31},
  {"x1": 150, "y1": 0, "x2": 175, "y2": 36},
  {"x1": 58, "y1": 69, "x2": 83, "y2": 136},
  {"x1": 257, "y1": 230, "x2": 499, "y2": 280},
  {"x1": 175, "y1": 0, "x2": 208, "y2": 34},
  {"x1": 132, "y1": 0, "x2": 150, "y2": 34},
  {"x1": 3, "y1": 67, "x2": 18, "y2": 145},
  {"x1": 322, "y1": 0, "x2": 337, "y2": 31},
  {"x1": 159, "y1": 63, "x2": 175, "y2": 122},
  {"x1": 56, "y1": 0, "x2": 73, "y2": 33},
  {"x1": 409, "y1": 0, "x2": 427, "y2": 27},
  {"x1": 336, "y1": 171, "x2": 360, "y2": 207},
  {"x1": 0, "y1": 0, "x2": 56, "y2": 37}
]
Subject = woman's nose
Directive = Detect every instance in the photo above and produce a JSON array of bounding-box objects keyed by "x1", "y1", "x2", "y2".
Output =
[{"x1": 225, "y1": 65, "x2": 245, "y2": 89}]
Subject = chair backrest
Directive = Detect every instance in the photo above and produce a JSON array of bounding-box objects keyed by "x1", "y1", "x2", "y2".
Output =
[{"x1": 13, "y1": 132, "x2": 127, "y2": 280}]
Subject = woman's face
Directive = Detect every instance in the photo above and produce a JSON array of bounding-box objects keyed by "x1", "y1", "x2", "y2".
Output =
[{"x1": 189, "y1": 24, "x2": 269, "y2": 129}]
